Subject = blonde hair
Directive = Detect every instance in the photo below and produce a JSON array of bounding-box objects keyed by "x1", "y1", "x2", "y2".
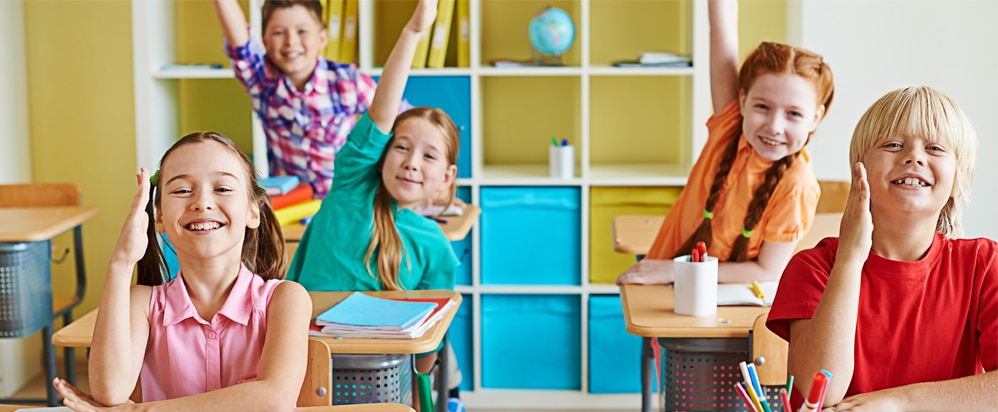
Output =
[
  {"x1": 850, "y1": 85, "x2": 978, "y2": 236},
  {"x1": 364, "y1": 107, "x2": 460, "y2": 290}
]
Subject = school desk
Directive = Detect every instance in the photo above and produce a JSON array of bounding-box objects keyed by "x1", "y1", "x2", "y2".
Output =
[
  {"x1": 282, "y1": 204, "x2": 481, "y2": 242},
  {"x1": 612, "y1": 215, "x2": 664, "y2": 256},
  {"x1": 51, "y1": 290, "x2": 460, "y2": 412},
  {"x1": 0, "y1": 206, "x2": 99, "y2": 407},
  {"x1": 620, "y1": 283, "x2": 770, "y2": 412}
]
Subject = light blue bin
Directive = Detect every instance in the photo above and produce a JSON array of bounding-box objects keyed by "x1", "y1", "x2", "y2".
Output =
[{"x1": 588, "y1": 295, "x2": 652, "y2": 394}]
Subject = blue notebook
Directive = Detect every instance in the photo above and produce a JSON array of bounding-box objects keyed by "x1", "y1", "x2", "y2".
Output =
[
  {"x1": 315, "y1": 292, "x2": 437, "y2": 331},
  {"x1": 259, "y1": 176, "x2": 300, "y2": 195}
]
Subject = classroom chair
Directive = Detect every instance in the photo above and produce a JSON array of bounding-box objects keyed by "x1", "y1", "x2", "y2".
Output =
[
  {"x1": 299, "y1": 338, "x2": 333, "y2": 406},
  {"x1": 0, "y1": 183, "x2": 88, "y2": 404},
  {"x1": 748, "y1": 311, "x2": 790, "y2": 411}
]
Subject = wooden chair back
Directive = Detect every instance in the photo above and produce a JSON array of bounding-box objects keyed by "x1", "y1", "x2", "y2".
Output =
[
  {"x1": 749, "y1": 311, "x2": 789, "y2": 386},
  {"x1": 298, "y1": 338, "x2": 333, "y2": 407},
  {"x1": 0, "y1": 182, "x2": 81, "y2": 207}
]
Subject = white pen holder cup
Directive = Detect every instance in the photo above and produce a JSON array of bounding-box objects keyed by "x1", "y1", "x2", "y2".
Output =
[
  {"x1": 673, "y1": 255, "x2": 718, "y2": 317},
  {"x1": 549, "y1": 145, "x2": 574, "y2": 179}
]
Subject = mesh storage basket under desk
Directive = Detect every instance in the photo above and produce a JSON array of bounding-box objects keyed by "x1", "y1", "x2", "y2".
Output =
[
  {"x1": 0, "y1": 241, "x2": 53, "y2": 338},
  {"x1": 658, "y1": 337, "x2": 784, "y2": 412},
  {"x1": 331, "y1": 353, "x2": 412, "y2": 406}
]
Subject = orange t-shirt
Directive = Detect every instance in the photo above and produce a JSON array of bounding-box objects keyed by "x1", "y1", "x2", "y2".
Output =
[{"x1": 646, "y1": 101, "x2": 820, "y2": 261}]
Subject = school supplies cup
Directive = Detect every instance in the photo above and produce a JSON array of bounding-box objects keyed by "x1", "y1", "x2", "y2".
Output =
[
  {"x1": 673, "y1": 254, "x2": 718, "y2": 316},
  {"x1": 549, "y1": 139, "x2": 574, "y2": 179}
]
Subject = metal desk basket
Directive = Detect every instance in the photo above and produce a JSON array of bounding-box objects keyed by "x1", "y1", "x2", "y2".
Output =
[
  {"x1": 331, "y1": 353, "x2": 412, "y2": 406},
  {"x1": 0, "y1": 241, "x2": 53, "y2": 338}
]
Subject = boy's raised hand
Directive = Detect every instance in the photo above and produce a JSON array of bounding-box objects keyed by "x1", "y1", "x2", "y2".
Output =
[
  {"x1": 109, "y1": 168, "x2": 152, "y2": 272},
  {"x1": 837, "y1": 162, "x2": 873, "y2": 265},
  {"x1": 406, "y1": 0, "x2": 438, "y2": 34}
]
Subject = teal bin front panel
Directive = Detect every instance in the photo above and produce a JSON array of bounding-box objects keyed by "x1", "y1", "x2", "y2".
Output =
[
  {"x1": 480, "y1": 187, "x2": 580, "y2": 285},
  {"x1": 452, "y1": 186, "x2": 472, "y2": 286},
  {"x1": 481, "y1": 294, "x2": 581, "y2": 390},
  {"x1": 450, "y1": 294, "x2": 473, "y2": 391},
  {"x1": 588, "y1": 295, "x2": 652, "y2": 394}
]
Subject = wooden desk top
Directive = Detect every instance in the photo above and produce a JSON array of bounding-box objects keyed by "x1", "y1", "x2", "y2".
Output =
[
  {"x1": 0, "y1": 207, "x2": 99, "y2": 243},
  {"x1": 283, "y1": 205, "x2": 480, "y2": 242},
  {"x1": 612, "y1": 215, "x2": 663, "y2": 255},
  {"x1": 620, "y1": 284, "x2": 769, "y2": 338},
  {"x1": 54, "y1": 290, "x2": 461, "y2": 355},
  {"x1": 0, "y1": 403, "x2": 414, "y2": 411}
]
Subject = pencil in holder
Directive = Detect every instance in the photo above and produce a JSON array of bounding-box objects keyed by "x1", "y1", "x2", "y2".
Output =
[
  {"x1": 549, "y1": 144, "x2": 574, "y2": 179},
  {"x1": 673, "y1": 255, "x2": 718, "y2": 317}
]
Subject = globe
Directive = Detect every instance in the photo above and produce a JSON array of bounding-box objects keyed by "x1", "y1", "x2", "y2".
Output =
[{"x1": 528, "y1": 7, "x2": 575, "y2": 57}]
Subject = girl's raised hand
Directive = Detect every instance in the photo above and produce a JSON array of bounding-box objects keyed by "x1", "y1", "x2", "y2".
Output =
[
  {"x1": 109, "y1": 168, "x2": 152, "y2": 271},
  {"x1": 406, "y1": 0, "x2": 438, "y2": 35},
  {"x1": 837, "y1": 162, "x2": 873, "y2": 265}
]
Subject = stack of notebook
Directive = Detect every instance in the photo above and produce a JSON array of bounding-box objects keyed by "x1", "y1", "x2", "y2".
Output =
[{"x1": 311, "y1": 292, "x2": 455, "y2": 339}]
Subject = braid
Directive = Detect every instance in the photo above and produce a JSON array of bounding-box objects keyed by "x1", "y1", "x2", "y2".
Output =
[
  {"x1": 728, "y1": 154, "x2": 796, "y2": 262},
  {"x1": 674, "y1": 126, "x2": 742, "y2": 258}
]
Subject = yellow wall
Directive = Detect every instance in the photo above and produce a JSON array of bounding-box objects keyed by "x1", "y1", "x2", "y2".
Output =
[{"x1": 25, "y1": 0, "x2": 136, "y2": 317}]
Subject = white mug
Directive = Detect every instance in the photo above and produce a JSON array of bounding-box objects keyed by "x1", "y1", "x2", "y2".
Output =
[
  {"x1": 673, "y1": 255, "x2": 718, "y2": 316},
  {"x1": 549, "y1": 145, "x2": 574, "y2": 179}
]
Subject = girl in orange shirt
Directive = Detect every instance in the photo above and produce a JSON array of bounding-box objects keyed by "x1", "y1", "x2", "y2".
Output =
[{"x1": 618, "y1": 0, "x2": 834, "y2": 284}]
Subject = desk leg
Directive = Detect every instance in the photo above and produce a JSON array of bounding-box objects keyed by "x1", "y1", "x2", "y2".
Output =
[
  {"x1": 436, "y1": 338, "x2": 449, "y2": 412},
  {"x1": 641, "y1": 337, "x2": 652, "y2": 412},
  {"x1": 42, "y1": 324, "x2": 59, "y2": 406}
]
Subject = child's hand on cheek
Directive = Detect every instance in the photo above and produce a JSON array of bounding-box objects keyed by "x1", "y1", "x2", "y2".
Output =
[
  {"x1": 406, "y1": 0, "x2": 438, "y2": 34},
  {"x1": 837, "y1": 162, "x2": 873, "y2": 266},
  {"x1": 110, "y1": 168, "x2": 152, "y2": 271}
]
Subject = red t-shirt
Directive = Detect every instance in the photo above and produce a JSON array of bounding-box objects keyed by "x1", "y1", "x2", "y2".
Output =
[{"x1": 767, "y1": 233, "x2": 998, "y2": 399}]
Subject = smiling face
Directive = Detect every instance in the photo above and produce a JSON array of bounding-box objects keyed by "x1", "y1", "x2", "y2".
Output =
[
  {"x1": 739, "y1": 73, "x2": 825, "y2": 161},
  {"x1": 863, "y1": 134, "x2": 956, "y2": 220},
  {"x1": 380, "y1": 117, "x2": 457, "y2": 210},
  {"x1": 262, "y1": 4, "x2": 327, "y2": 89},
  {"x1": 155, "y1": 141, "x2": 260, "y2": 263}
]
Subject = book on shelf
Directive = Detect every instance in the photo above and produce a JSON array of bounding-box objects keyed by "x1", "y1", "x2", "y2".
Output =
[
  {"x1": 639, "y1": 51, "x2": 692, "y2": 65},
  {"x1": 274, "y1": 199, "x2": 322, "y2": 226},
  {"x1": 259, "y1": 175, "x2": 300, "y2": 195},
  {"x1": 411, "y1": 29, "x2": 431, "y2": 69},
  {"x1": 717, "y1": 281, "x2": 777, "y2": 307},
  {"x1": 320, "y1": 0, "x2": 344, "y2": 61},
  {"x1": 267, "y1": 183, "x2": 314, "y2": 210},
  {"x1": 456, "y1": 0, "x2": 470, "y2": 68},
  {"x1": 426, "y1": 0, "x2": 455, "y2": 69},
  {"x1": 338, "y1": 0, "x2": 358, "y2": 63},
  {"x1": 311, "y1": 293, "x2": 454, "y2": 339}
]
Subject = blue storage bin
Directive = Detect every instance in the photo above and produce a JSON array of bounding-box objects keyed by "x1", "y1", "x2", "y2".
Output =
[
  {"x1": 588, "y1": 295, "x2": 652, "y2": 394},
  {"x1": 451, "y1": 186, "x2": 472, "y2": 286},
  {"x1": 480, "y1": 187, "x2": 580, "y2": 285},
  {"x1": 449, "y1": 294, "x2": 473, "y2": 391},
  {"x1": 399, "y1": 76, "x2": 472, "y2": 179},
  {"x1": 481, "y1": 294, "x2": 580, "y2": 389}
]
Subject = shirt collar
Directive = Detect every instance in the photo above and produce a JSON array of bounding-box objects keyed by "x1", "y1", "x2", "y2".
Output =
[{"x1": 161, "y1": 264, "x2": 256, "y2": 326}]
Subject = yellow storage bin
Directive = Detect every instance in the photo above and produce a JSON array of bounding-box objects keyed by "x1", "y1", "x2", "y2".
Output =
[{"x1": 589, "y1": 186, "x2": 682, "y2": 284}]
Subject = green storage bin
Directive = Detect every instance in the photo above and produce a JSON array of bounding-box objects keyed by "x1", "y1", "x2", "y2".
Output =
[{"x1": 589, "y1": 186, "x2": 681, "y2": 284}]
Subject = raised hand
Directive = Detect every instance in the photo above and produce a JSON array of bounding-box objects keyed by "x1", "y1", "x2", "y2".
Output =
[
  {"x1": 837, "y1": 162, "x2": 873, "y2": 265},
  {"x1": 108, "y1": 168, "x2": 152, "y2": 272},
  {"x1": 406, "y1": 0, "x2": 438, "y2": 34}
]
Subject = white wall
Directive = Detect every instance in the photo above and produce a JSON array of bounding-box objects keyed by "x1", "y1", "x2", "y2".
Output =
[
  {"x1": 0, "y1": 0, "x2": 42, "y2": 398},
  {"x1": 793, "y1": 0, "x2": 998, "y2": 239}
]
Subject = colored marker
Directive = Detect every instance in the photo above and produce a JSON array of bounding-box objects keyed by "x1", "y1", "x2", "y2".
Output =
[
  {"x1": 550, "y1": 136, "x2": 559, "y2": 147},
  {"x1": 746, "y1": 364, "x2": 772, "y2": 412},
  {"x1": 734, "y1": 382, "x2": 760, "y2": 412},
  {"x1": 816, "y1": 370, "x2": 832, "y2": 410},
  {"x1": 696, "y1": 241, "x2": 707, "y2": 262},
  {"x1": 786, "y1": 375, "x2": 795, "y2": 393},
  {"x1": 779, "y1": 388, "x2": 791, "y2": 412},
  {"x1": 561, "y1": 138, "x2": 569, "y2": 146},
  {"x1": 799, "y1": 371, "x2": 829, "y2": 412},
  {"x1": 751, "y1": 280, "x2": 766, "y2": 301}
]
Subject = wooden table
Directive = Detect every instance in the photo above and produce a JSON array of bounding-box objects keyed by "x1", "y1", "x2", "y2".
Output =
[
  {"x1": 283, "y1": 205, "x2": 481, "y2": 242},
  {"x1": 0, "y1": 206, "x2": 98, "y2": 407},
  {"x1": 620, "y1": 284, "x2": 769, "y2": 412},
  {"x1": 611, "y1": 215, "x2": 663, "y2": 256},
  {"x1": 52, "y1": 290, "x2": 460, "y2": 412}
]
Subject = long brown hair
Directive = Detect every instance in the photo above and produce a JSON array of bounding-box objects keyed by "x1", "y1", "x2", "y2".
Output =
[
  {"x1": 675, "y1": 42, "x2": 834, "y2": 261},
  {"x1": 364, "y1": 107, "x2": 460, "y2": 290},
  {"x1": 136, "y1": 132, "x2": 287, "y2": 286}
]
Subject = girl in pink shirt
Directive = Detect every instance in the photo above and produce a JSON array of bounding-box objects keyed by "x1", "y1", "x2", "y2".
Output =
[{"x1": 53, "y1": 132, "x2": 312, "y2": 410}]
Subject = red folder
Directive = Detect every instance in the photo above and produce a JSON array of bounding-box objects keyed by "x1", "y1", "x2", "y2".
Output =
[{"x1": 268, "y1": 183, "x2": 314, "y2": 210}]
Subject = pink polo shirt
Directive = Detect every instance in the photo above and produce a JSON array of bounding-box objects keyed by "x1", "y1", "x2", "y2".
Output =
[{"x1": 140, "y1": 264, "x2": 282, "y2": 402}]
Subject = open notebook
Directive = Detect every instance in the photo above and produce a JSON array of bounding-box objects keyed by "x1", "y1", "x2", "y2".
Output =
[{"x1": 717, "y1": 281, "x2": 778, "y2": 306}]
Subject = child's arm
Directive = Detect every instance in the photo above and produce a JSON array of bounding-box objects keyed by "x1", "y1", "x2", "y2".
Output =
[
  {"x1": 213, "y1": 0, "x2": 250, "y2": 48},
  {"x1": 87, "y1": 169, "x2": 155, "y2": 405},
  {"x1": 830, "y1": 373, "x2": 998, "y2": 411},
  {"x1": 708, "y1": 0, "x2": 740, "y2": 113},
  {"x1": 786, "y1": 163, "x2": 872, "y2": 405},
  {"x1": 616, "y1": 242, "x2": 797, "y2": 284},
  {"x1": 367, "y1": 0, "x2": 437, "y2": 132}
]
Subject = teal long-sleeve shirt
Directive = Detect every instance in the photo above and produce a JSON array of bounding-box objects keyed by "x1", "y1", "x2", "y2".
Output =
[{"x1": 286, "y1": 113, "x2": 459, "y2": 292}]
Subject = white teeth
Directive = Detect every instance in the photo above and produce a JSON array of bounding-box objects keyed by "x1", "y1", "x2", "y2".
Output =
[
  {"x1": 892, "y1": 177, "x2": 928, "y2": 187},
  {"x1": 187, "y1": 222, "x2": 221, "y2": 231},
  {"x1": 759, "y1": 137, "x2": 782, "y2": 146}
]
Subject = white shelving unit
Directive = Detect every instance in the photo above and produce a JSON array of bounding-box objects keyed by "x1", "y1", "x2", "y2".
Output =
[{"x1": 131, "y1": 0, "x2": 709, "y2": 408}]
